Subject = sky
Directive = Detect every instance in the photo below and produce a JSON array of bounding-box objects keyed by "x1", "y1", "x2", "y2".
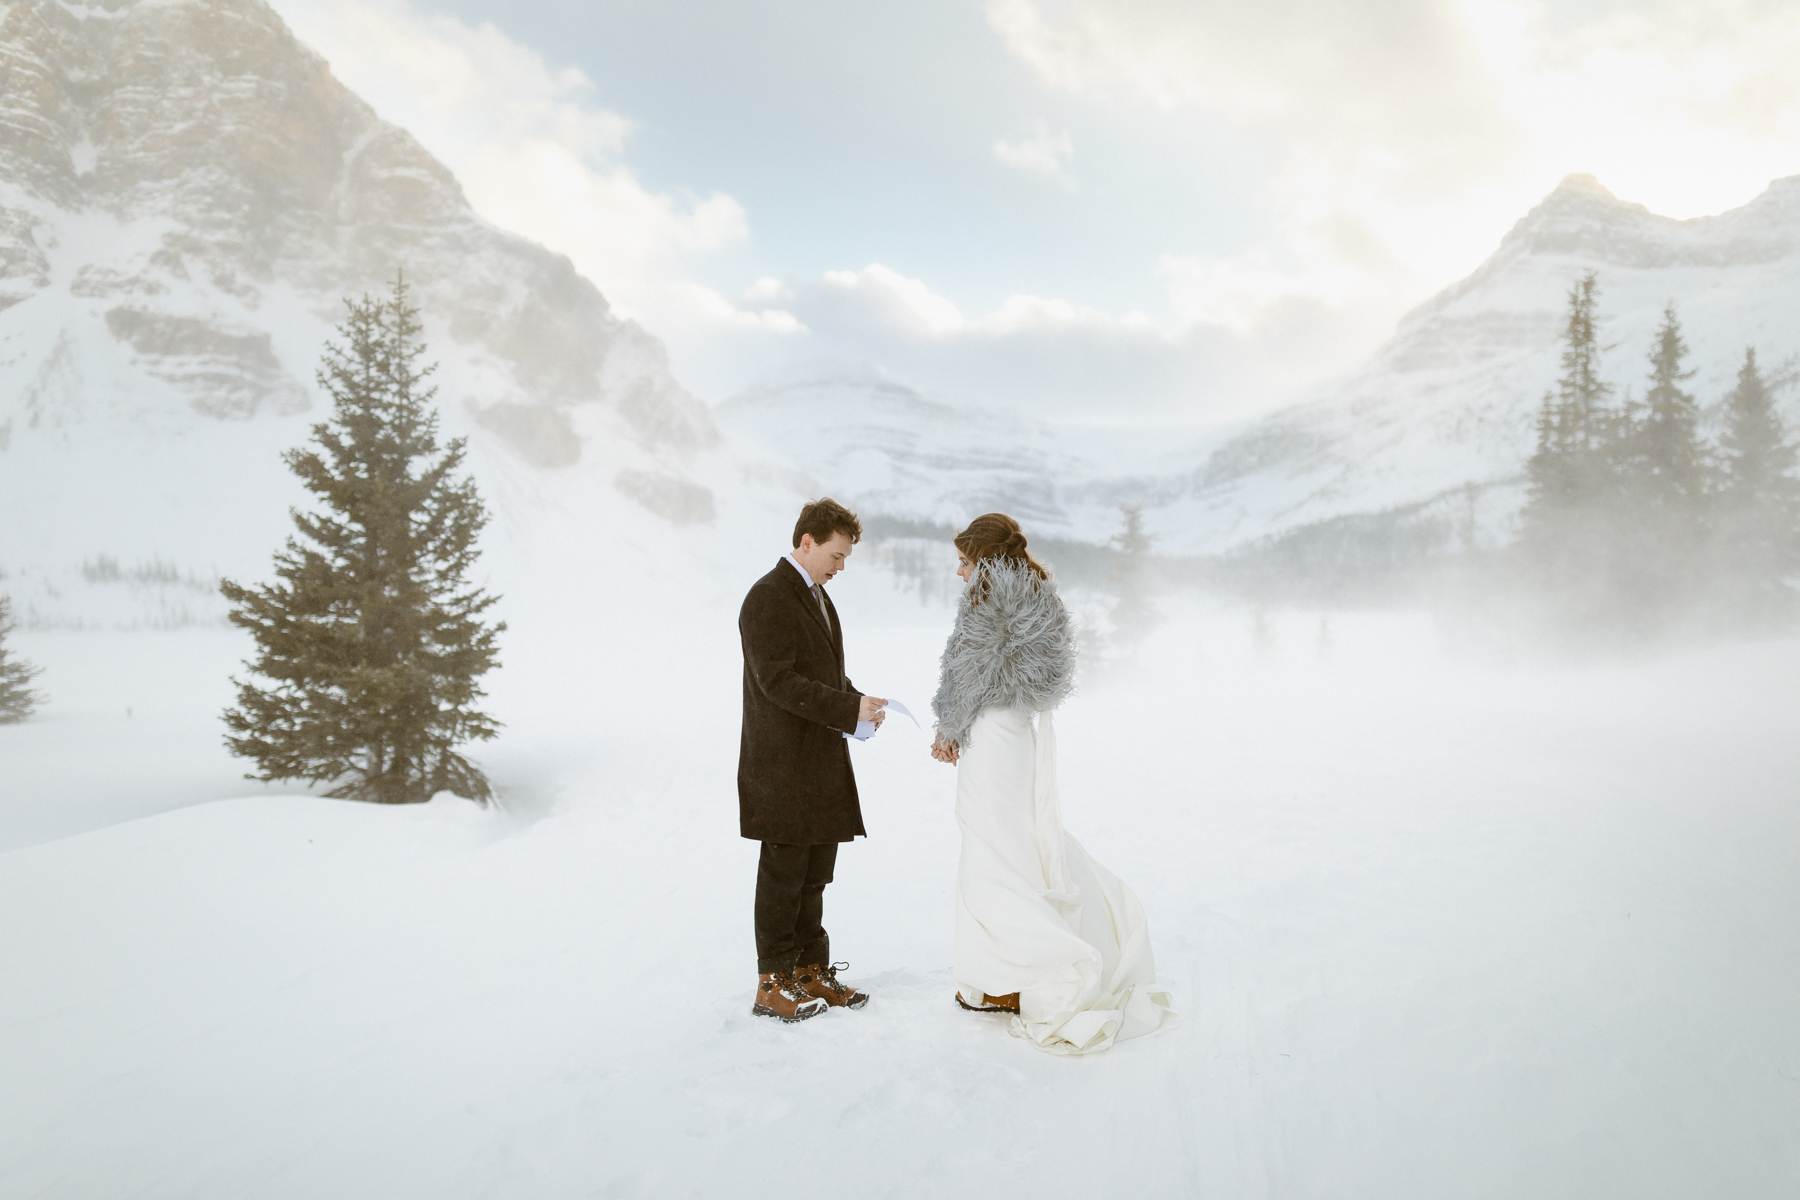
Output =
[{"x1": 272, "y1": 0, "x2": 1800, "y2": 428}]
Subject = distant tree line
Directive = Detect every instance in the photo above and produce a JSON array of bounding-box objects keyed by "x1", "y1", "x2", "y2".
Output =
[
  {"x1": 864, "y1": 512, "x2": 1179, "y2": 600},
  {"x1": 1519, "y1": 271, "x2": 1799, "y2": 632}
]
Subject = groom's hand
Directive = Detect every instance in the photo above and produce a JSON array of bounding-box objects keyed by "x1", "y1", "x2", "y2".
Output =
[
  {"x1": 858, "y1": 695, "x2": 888, "y2": 726},
  {"x1": 930, "y1": 737, "x2": 959, "y2": 764}
]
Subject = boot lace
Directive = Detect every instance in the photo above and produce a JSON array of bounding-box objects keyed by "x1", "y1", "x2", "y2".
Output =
[{"x1": 820, "y1": 961, "x2": 855, "y2": 997}]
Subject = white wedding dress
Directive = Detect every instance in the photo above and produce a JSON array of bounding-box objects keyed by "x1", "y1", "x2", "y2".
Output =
[{"x1": 953, "y1": 704, "x2": 1174, "y2": 1055}]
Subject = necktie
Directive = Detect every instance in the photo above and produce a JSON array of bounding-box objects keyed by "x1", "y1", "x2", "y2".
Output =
[{"x1": 811, "y1": 583, "x2": 831, "y2": 629}]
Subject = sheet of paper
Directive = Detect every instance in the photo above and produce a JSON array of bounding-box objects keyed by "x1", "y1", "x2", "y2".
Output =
[
  {"x1": 884, "y1": 697, "x2": 922, "y2": 727},
  {"x1": 843, "y1": 697, "x2": 921, "y2": 741}
]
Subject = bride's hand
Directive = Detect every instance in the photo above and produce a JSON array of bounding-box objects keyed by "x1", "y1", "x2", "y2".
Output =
[{"x1": 930, "y1": 737, "x2": 960, "y2": 765}]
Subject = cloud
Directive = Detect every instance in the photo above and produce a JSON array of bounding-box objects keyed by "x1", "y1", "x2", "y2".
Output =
[
  {"x1": 744, "y1": 277, "x2": 795, "y2": 305},
  {"x1": 819, "y1": 264, "x2": 967, "y2": 337},
  {"x1": 270, "y1": 0, "x2": 800, "y2": 389},
  {"x1": 737, "y1": 261, "x2": 1353, "y2": 425},
  {"x1": 804, "y1": 264, "x2": 1162, "y2": 344},
  {"x1": 992, "y1": 124, "x2": 1076, "y2": 182},
  {"x1": 985, "y1": 0, "x2": 1800, "y2": 356}
]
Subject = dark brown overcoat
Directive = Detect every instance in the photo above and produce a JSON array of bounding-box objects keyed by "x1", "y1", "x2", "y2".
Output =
[{"x1": 737, "y1": 558, "x2": 865, "y2": 843}]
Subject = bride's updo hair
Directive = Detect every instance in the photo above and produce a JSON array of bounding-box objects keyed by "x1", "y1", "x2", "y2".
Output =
[{"x1": 954, "y1": 512, "x2": 1048, "y2": 603}]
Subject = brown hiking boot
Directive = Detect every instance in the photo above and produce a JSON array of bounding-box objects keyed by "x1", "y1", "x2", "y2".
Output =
[
  {"x1": 954, "y1": 989, "x2": 1020, "y2": 1013},
  {"x1": 752, "y1": 970, "x2": 828, "y2": 1023},
  {"x1": 794, "y1": 961, "x2": 870, "y2": 1010}
]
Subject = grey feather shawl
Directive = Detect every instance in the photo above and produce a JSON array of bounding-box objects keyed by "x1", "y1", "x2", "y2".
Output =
[{"x1": 930, "y1": 557, "x2": 1076, "y2": 749}]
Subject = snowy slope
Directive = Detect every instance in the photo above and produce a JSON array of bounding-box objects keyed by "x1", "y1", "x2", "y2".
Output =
[{"x1": 0, "y1": 0, "x2": 728, "y2": 628}]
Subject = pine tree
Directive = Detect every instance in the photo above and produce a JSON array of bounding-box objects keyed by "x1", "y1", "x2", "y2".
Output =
[
  {"x1": 220, "y1": 274, "x2": 505, "y2": 803},
  {"x1": 1635, "y1": 304, "x2": 1706, "y2": 510},
  {"x1": 1250, "y1": 604, "x2": 1275, "y2": 657},
  {"x1": 1519, "y1": 272, "x2": 1614, "y2": 569},
  {"x1": 1720, "y1": 347, "x2": 1797, "y2": 506},
  {"x1": 1558, "y1": 271, "x2": 1613, "y2": 463},
  {"x1": 0, "y1": 595, "x2": 44, "y2": 723},
  {"x1": 1521, "y1": 390, "x2": 1566, "y2": 544},
  {"x1": 1457, "y1": 480, "x2": 1480, "y2": 555},
  {"x1": 1598, "y1": 303, "x2": 1707, "y2": 622},
  {"x1": 1108, "y1": 504, "x2": 1160, "y2": 644},
  {"x1": 1716, "y1": 346, "x2": 1799, "y2": 612}
]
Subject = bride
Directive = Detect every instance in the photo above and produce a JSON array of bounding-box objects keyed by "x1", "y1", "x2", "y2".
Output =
[{"x1": 929, "y1": 513, "x2": 1173, "y2": 1055}]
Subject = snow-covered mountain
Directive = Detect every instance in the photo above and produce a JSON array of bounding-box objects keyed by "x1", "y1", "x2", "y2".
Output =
[
  {"x1": 1158, "y1": 172, "x2": 1800, "y2": 555},
  {"x1": 717, "y1": 363, "x2": 1185, "y2": 538},
  {"x1": 0, "y1": 0, "x2": 723, "y2": 627},
  {"x1": 716, "y1": 361, "x2": 1226, "y2": 549},
  {"x1": 721, "y1": 174, "x2": 1800, "y2": 559}
]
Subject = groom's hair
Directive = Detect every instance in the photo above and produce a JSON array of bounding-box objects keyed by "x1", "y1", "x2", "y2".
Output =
[{"x1": 792, "y1": 497, "x2": 863, "y2": 548}]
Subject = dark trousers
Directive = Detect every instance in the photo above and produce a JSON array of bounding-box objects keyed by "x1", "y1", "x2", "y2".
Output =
[{"x1": 754, "y1": 841, "x2": 837, "y2": 974}]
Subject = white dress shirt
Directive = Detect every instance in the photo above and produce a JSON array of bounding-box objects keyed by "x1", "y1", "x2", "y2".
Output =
[
  {"x1": 787, "y1": 553, "x2": 833, "y2": 631},
  {"x1": 788, "y1": 554, "x2": 873, "y2": 739}
]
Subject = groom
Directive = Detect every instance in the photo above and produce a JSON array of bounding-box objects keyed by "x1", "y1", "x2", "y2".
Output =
[{"x1": 738, "y1": 498, "x2": 887, "y2": 1022}]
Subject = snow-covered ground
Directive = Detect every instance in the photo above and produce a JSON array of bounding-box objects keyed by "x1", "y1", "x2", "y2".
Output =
[{"x1": 3, "y1": 574, "x2": 1798, "y2": 1198}]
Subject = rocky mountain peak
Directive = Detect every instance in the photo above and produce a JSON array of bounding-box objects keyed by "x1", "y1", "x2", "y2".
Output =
[
  {"x1": 1494, "y1": 172, "x2": 1655, "y2": 260},
  {"x1": 1491, "y1": 170, "x2": 1800, "y2": 271},
  {"x1": 1745, "y1": 173, "x2": 1800, "y2": 221},
  {"x1": 1548, "y1": 171, "x2": 1615, "y2": 200}
]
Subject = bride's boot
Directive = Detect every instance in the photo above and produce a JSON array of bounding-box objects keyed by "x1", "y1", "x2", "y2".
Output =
[
  {"x1": 955, "y1": 988, "x2": 1020, "y2": 1013},
  {"x1": 794, "y1": 961, "x2": 870, "y2": 1010},
  {"x1": 751, "y1": 970, "x2": 828, "y2": 1022}
]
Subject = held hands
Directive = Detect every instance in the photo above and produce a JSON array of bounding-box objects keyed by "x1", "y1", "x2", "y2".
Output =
[
  {"x1": 930, "y1": 736, "x2": 959, "y2": 765},
  {"x1": 858, "y1": 695, "x2": 888, "y2": 728}
]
